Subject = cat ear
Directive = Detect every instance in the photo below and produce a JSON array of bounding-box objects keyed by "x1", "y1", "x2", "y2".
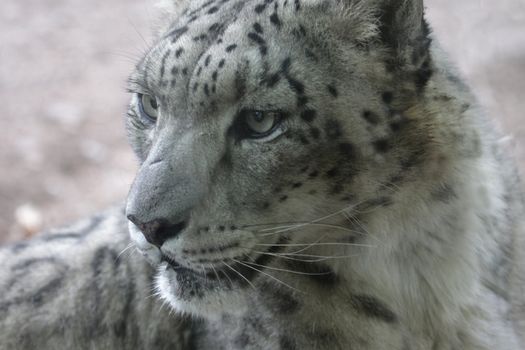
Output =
[
  {"x1": 375, "y1": 0, "x2": 428, "y2": 50},
  {"x1": 154, "y1": 0, "x2": 191, "y2": 35},
  {"x1": 156, "y1": 0, "x2": 190, "y2": 17}
]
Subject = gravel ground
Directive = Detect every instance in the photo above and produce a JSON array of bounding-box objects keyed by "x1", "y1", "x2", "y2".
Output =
[{"x1": 1, "y1": 0, "x2": 524, "y2": 242}]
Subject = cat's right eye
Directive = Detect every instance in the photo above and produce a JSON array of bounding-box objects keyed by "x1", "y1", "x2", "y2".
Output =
[{"x1": 138, "y1": 94, "x2": 159, "y2": 123}]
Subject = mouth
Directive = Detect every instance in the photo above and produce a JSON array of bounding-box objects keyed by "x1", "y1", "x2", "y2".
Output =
[{"x1": 160, "y1": 239, "x2": 286, "y2": 287}]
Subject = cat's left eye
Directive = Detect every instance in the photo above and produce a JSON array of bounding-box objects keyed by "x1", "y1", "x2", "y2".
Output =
[
  {"x1": 138, "y1": 94, "x2": 159, "y2": 123},
  {"x1": 242, "y1": 110, "x2": 284, "y2": 139}
]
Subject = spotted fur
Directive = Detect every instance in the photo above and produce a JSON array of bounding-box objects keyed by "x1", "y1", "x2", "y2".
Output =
[{"x1": 1, "y1": 0, "x2": 525, "y2": 349}]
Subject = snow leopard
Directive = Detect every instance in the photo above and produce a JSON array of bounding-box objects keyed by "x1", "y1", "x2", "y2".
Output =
[{"x1": 1, "y1": 0, "x2": 525, "y2": 349}]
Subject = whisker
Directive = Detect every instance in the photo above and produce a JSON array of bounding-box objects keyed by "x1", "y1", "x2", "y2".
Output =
[
  {"x1": 220, "y1": 267, "x2": 235, "y2": 290},
  {"x1": 210, "y1": 265, "x2": 223, "y2": 289},
  {"x1": 254, "y1": 242, "x2": 374, "y2": 248},
  {"x1": 222, "y1": 261, "x2": 258, "y2": 292},
  {"x1": 231, "y1": 258, "x2": 303, "y2": 294},
  {"x1": 240, "y1": 221, "x2": 310, "y2": 229},
  {"x1": 280, "y1": 251, "x2": 360, "y2": 260},
  {"x1": 116, "y1": 242, "x2": 136, "y2": 262},
  {"x1": 342, "y1": 213, "x2": 382, "y2": 245},
  {"x1": 238, "y1": 259, "x2": 332, "y2": 276},
  {"x1": 259, "y1": 222, "x2": 367, "y2": 238},
  {"x1": 257, "y1": 197, "x2": 377, "y2": 236},
  {"x1": 252, "y1": 250, "x2": 359, "y2": 263}
]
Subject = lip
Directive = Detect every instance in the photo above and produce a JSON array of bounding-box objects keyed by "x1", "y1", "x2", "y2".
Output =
[{"x1": 160, "y1": 238, "x2": 286, "y2": 285}]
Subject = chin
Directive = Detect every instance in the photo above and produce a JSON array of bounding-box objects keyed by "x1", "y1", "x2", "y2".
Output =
[{"x1": 154, "y1": 263, "x2": 250, "y2": 318}]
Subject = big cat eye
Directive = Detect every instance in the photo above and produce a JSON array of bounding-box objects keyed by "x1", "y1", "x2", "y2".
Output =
[
  {"x1": 242, "y1": 110, "x2": 283, "y2": 139},
  {"x1": 138, "y1": 94, "x2": 159, "y2": 123}
]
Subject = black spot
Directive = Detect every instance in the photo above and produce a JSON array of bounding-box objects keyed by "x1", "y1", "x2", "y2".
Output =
[
  {"x1": 281, "y1": 57, "x2": 291, "y2": 72},
  {"x1": 292, "y1": 182, "x2": 302, "y2": 188},
  {"x1": 306, "y1": 329, "x2": 338, "y2": 344},
  {"x1": 305, "y1": 48, "x2": 318, "y2": 61},
  {"x1": 159, "y1": 51, "x2": 170, "y2": 78},
  {"x1": 279, "y1": 195, "x2": 288, "y2": 202},
  {"x1": 287, "y1": 77, "x2": 304, "y2": 95},
  {"x1": 204, "y1": 84, "x2": 210, "y2": 96},
  {"x1": 284, "y1": 260, "x2": 338, "y2": 286},
  {"x1": 349, "y1": 294, "x2": 397, "y2": 323},
  {"x1": 218, "y1": 59, "x2": 226, "y2": 68},
  {"x1": 234, "y1": 332, "x2": 250, "y2": 347},
  {"x1": 266, "y1": 73, "x2": 281, "y2": 87},
  {"x1": 362, "y1": 110, "x2": 381, "y2": 125},
  {"x1": 197, "y1": 66, "x2": 203, "y2": 76},
  {"x1": 234, "y1": 69, "x2": 247, "y2": 100},
  {"x1": 300, "y1": 109, "x2": 317, "y2": 122},
  {"x1": 182, "y1": 67, "x2": 188, "y2": 75},
  {"x1": 212, "y1": 71, "x2": 218, "y2": 81},
  {"x1": 279, "y1": 336, "x2": 297, "y2": 350},
  {"x1": 373, "y1": 139, "x2": 391, "y2": 153},
  {"x1": 296, "y1": 96, "x2": 309, "y2": 107},
  {"x1": 270, "y1": 13, "x2": 281, "y2": 27},
  {"x1": 327, "y1": 84, "x2": 338, "y2": 98},
  {"x1": 261, "y1": 282, "x2": 300, "y2": 314},
  {"x1": 390, "y1": 120, "x2": 406, "y2": 132},
  {"x1": 325, "y1": 119, "x2": 342, "y2": 139},
  {"x1": 226, "y1": 44, "x2": 237, "y2": 52},
  {"x1": 193, "y1": 82, "x2": 199, "y2": 92},
  {"x1": 415, "y1": 58, "x2": 433, "y2": 91},
  {"x1": 208, "y1": 22, "x2": 221, "y2": 33},
  {"x1": 204, "y1": 55, "x2": 212, "y2": 67},
  {"x1": 167, "y1": 26, "x2": 189, "y2": 43},
  {"x1": 219, "y1": 225, "x2": 225, "y2": 231},
  {"x1": 248, "y1": 32, "x2": 266, "y2": 46},
  {"x1": 171, "y1": 66, "x2": 179, "y2": 75},
  {"x1": 382, "y1": 91, "x2": 394, "y2": 104},
  {"x1": 207, "y1": 6, "x2": 219, "y2": 14},
  {"x1": 253, "y1": 22, "x2": 264, "y2": 34},
  {"x1": 175, "y1": 48, "x2": 184, "y2": 58},
  {"x1": 255, "y1": 3, "x2": 267, "y2": 13},
  {"x1": 310, "y1": 128, "x2": 320, "y2": 139},
  {"x1": 262, "y1": 202, "x2": 270, "y2": 209},
  {"x1": 40, "y1": 215, "x2": 102, "y2": 243},
  {"x1": 308, "y1": 170, "x2": 319, "y2": 178},
  {"x1": 339, "y1": 142, "x2": 357, "y2": 161},
  {"x1": 298, "y1": 134, "x2": 309, "y2": 145},
  {"x1": 294, "y1": 0, "x2": 301, "y2": 11},
  {"x1": 193, "y1": 34, "x2": 208, "y2": 42},
  {"x1": 326, "y1": 167, "x2": 338, "y2": 178}
]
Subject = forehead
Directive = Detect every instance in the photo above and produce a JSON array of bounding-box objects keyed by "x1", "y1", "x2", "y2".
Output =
[{"x1": 133, "y1": 0, "x2": 317, "y2": 109}]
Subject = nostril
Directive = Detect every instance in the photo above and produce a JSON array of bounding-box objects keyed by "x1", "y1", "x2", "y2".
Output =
[{"x1": 127, "y1": 214, "x2": 187, "y2": 248}]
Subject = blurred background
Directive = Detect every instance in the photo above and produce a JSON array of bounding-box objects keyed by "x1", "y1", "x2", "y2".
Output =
[{"x1": 0, "y1": 0, "x2": 524, "y2": 242}]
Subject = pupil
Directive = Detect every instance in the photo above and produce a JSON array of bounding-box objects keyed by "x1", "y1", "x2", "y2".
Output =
[
  {"x1": 253, "y1": 111, "x2": 264, "y2": 122},
  {"x1": 150, "y1": 97, "x2": 158, "y2": 110}
]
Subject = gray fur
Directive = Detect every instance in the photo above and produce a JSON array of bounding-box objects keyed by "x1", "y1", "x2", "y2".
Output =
[{"x1": 1, "y1": 0, "x2": 525, "y2": 349}]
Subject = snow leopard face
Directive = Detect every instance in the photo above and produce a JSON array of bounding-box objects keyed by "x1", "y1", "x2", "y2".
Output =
[{"x1": 125, "y1": 0, "x2": 433, "y2": 317}]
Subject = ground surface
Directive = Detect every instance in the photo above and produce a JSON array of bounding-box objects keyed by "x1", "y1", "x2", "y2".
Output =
[{"x1": 0, "y1": 0, "x2": 524, "y2": 241}]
